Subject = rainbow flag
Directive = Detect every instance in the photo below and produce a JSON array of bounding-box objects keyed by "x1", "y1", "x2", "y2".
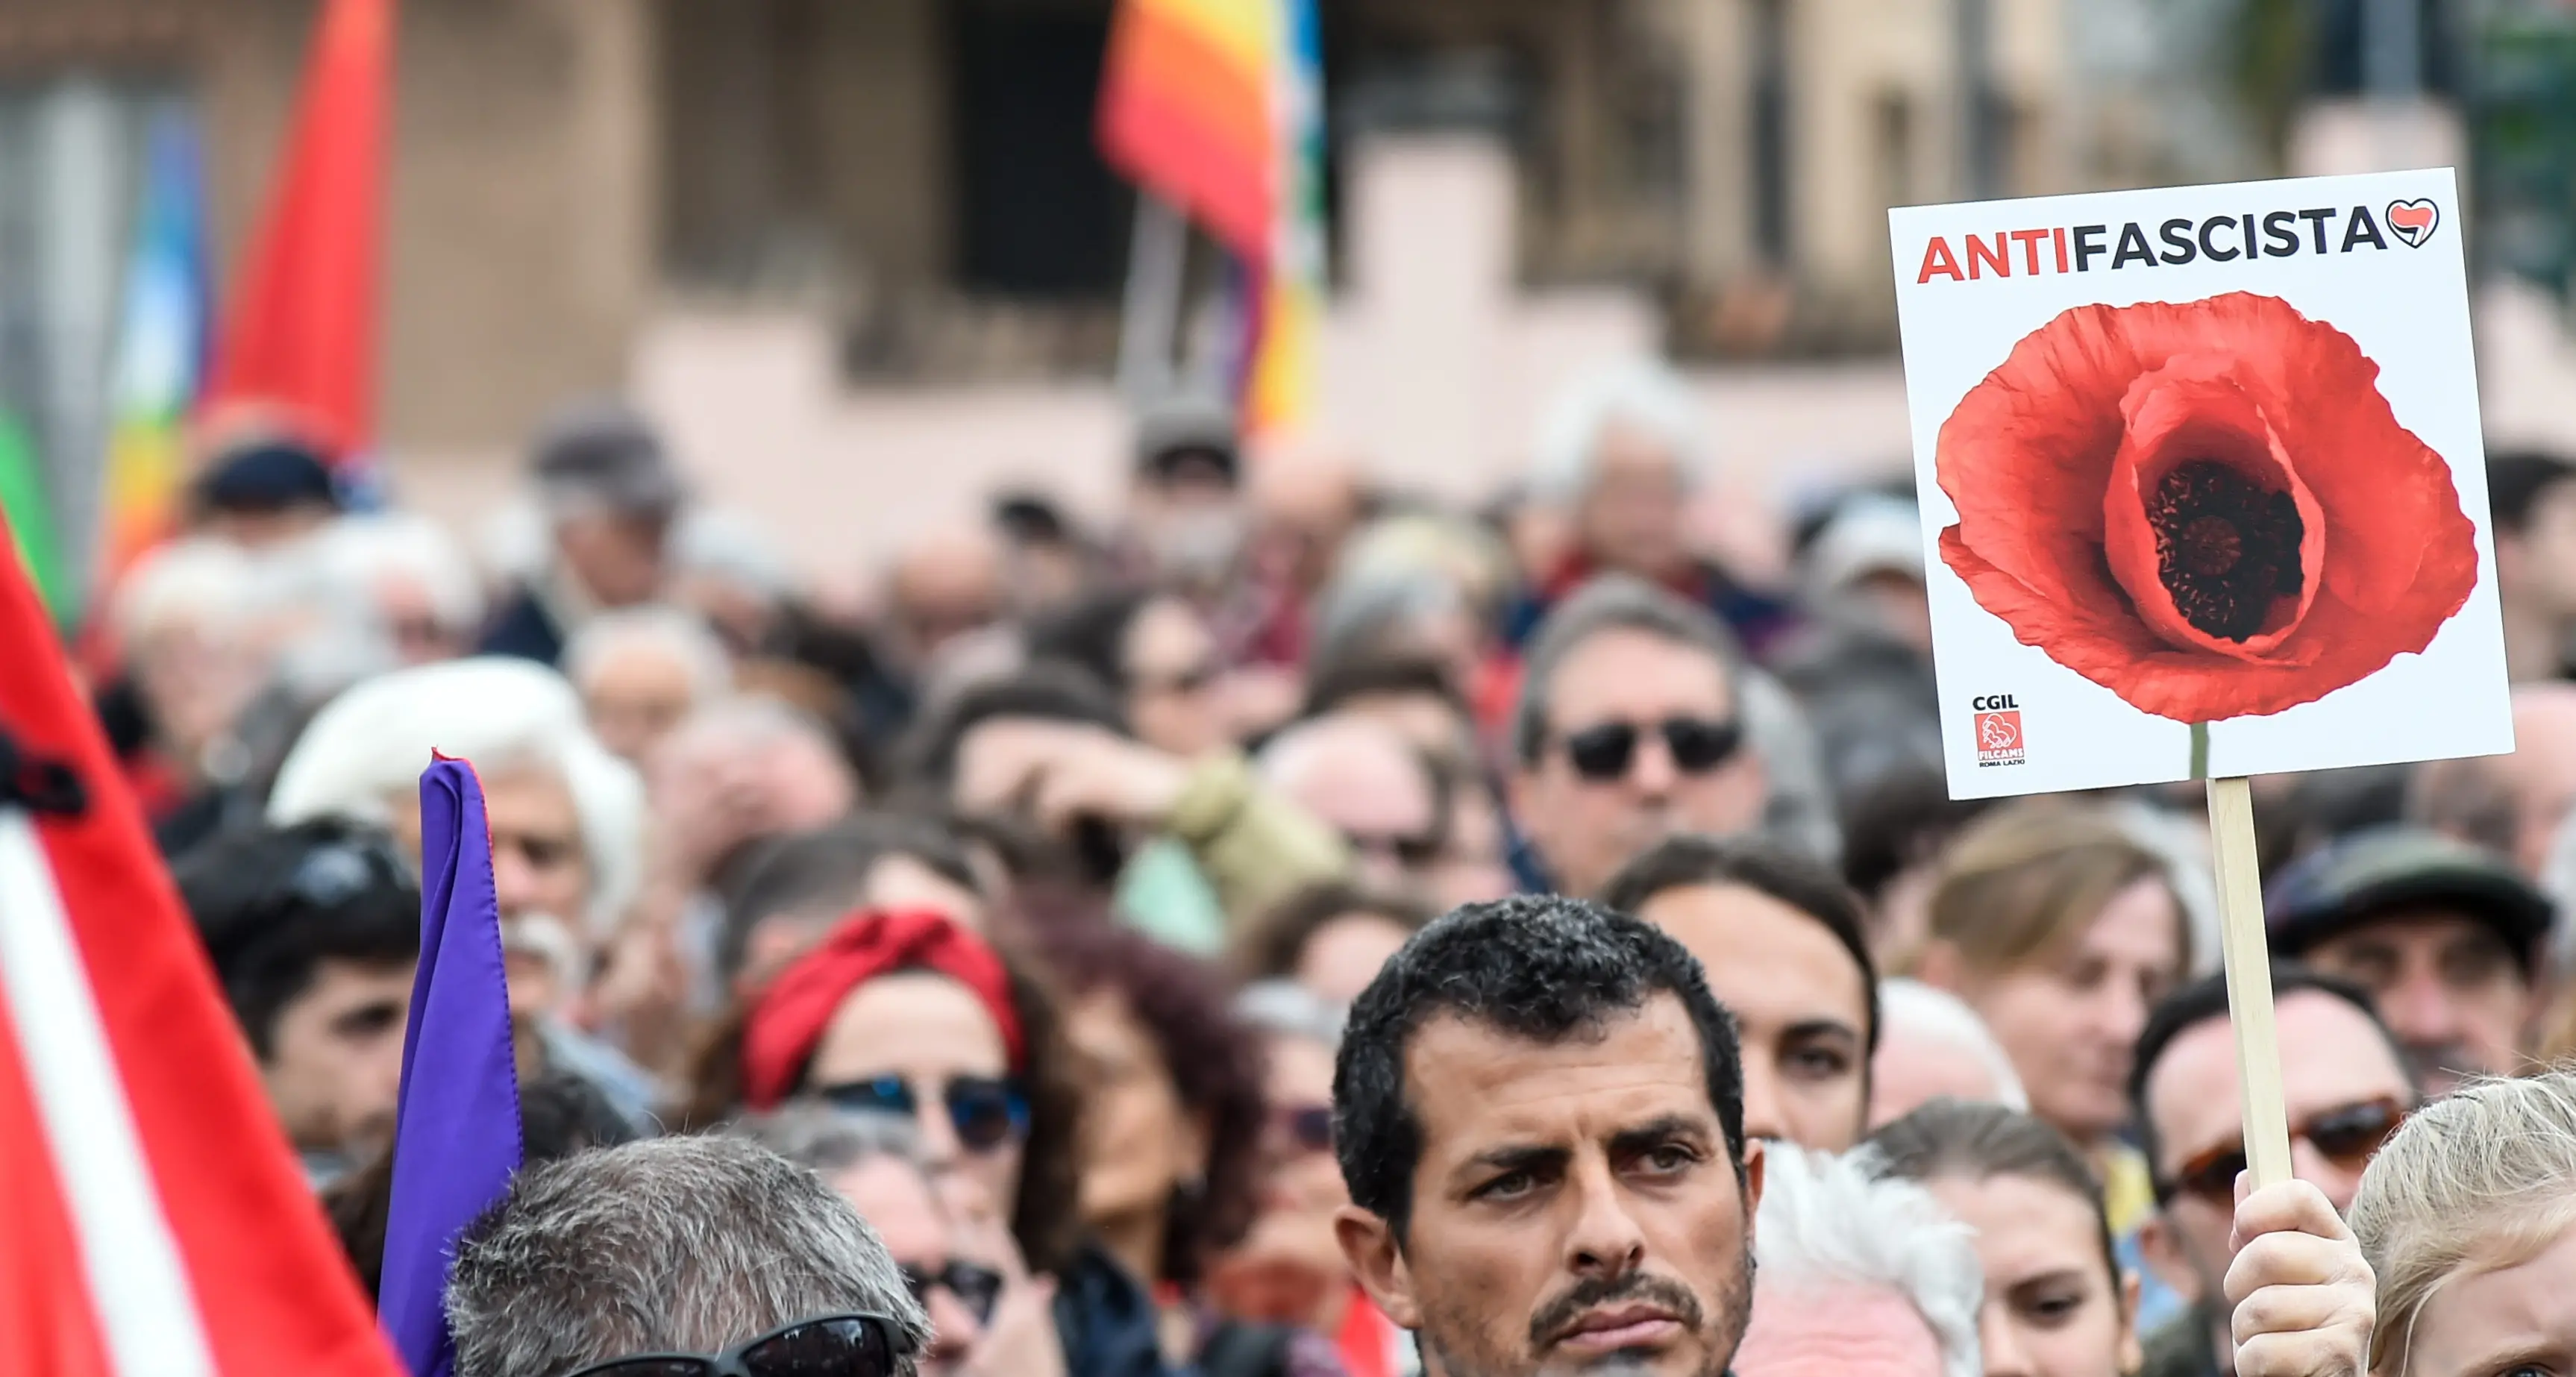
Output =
[
  {"x1": 0, "y1": 410, "x2": 68, "y2": 623},
  {"x1": 1244, "y1": 0, "x2": 1322, "y2": 435},
  {"x1": 1098, "y1": 0, "x2": 1283, "y2": 261},
  {"x1": 99, "y1": 111, "x2": 210, "y2": 584}
]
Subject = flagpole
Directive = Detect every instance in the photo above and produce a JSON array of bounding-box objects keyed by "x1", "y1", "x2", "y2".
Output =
[{"x1": 1118, "y1": 192, "x2": 1189, "y2": 404}]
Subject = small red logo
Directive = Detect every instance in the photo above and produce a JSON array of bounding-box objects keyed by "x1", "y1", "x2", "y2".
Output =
[{"x1": 1975, "y1": 710, "x2": 2026, "y2": 766}]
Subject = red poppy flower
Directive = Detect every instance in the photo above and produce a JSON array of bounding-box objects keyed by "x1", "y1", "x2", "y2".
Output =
[{"x1": 1936, "y1": 292, "x2": 2477, "y2": 724}]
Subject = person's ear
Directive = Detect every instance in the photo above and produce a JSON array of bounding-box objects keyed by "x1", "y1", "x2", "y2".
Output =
[
  {"x1": 1740, "y1": 1137, "x2": 1767, "y2": 1242},
  {"x1": 1335, "y1": 1206, "x2": 1419, "y2": 1329},
  {"x1": 2134, "y1": 1211, "x2": 2204, "y2": 1307}
]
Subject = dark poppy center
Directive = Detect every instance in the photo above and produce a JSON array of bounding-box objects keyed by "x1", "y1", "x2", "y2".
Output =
[{"x1": 2147, "y1": 459, "x2": 2304, "y2": 642}]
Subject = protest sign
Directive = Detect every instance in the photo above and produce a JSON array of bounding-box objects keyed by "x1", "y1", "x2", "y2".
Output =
[
  {"x1": 1890, "y1": 169, "x2": 2511, "y2": 1190},
  {"x1": 1892, "y1": 169, "x2": 2508, "y2": 800}
]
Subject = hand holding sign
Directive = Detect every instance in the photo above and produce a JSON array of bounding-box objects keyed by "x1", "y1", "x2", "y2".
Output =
[{"x1": 1890, "y1": 169, "x2": 2511, "y2": 1193}]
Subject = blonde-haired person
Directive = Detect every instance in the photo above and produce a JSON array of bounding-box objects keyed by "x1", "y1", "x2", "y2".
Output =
[
  {"x1": 2350, "y1": 1067, "x2": 2576, "y2": 1377},
  {"x1": 1914, "y1": 800, "x2": 2193, "y2": 1246}
]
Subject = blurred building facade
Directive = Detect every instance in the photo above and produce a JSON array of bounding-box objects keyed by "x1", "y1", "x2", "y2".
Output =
[{"x1": 2, "y1": 0, "x2": 2571, "y2": 577}]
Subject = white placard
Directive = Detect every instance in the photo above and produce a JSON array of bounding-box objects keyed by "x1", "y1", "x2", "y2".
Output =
[{"x1": 1890, "y1": 169, "x2": 2510, "y2": 797}]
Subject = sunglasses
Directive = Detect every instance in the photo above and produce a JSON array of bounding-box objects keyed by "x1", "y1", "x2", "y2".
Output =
[
  {"x1": 1271, "y1": 1103, "x2": 1335, "y2": 1155},
  {"x1": 274, "y1": 837, "x2": 415, "y2": 910},
  {"x1": 1559, "y1": 717, "x2": 1745, "y2": 782},
  {"x1": 2163, "y1": 1097, "x2": 2408, "y2": 1205},
  {"x1": 903, "y1": 1259, "x2": 1006, "y2": 1326},
  {"x1": 815, "y1": 1074, "x2": 1030, "y2": 1152},
  {"x1": 565, "y1": 1313, "x2": 910, "y2": 1377},
  {"x1": 1344, "y1": 829, "x2": 1443, "y2": 869}
]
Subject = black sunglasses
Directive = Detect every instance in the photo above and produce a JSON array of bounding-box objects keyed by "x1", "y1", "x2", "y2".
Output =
[
  {"x1": 565, "y1": 1313, "x2": 911, "y2": 1377},
  {"x1": 273, "y1": 836, "x2": 416, "y2": 910},
  {"x1": 2161, "y1": 1097, "x2": 2409, "y2": 1205},
  {"x1": 1559, "y1": 717, "x2": 1745, "y2": 782},
  {"x1": 903, "y1": 1259, "x2": 1006, "y2": 1326},
  {"x1": 815, "y1": 1074, "x2": 1030, "y2": 1152}
]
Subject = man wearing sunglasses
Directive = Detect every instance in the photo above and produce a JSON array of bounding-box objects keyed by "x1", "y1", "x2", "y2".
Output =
[
  {"x1": 2128, "y1": 966, "x2": 2416, "y2": 1377},
  {"x1": 445, "y1": 1135, "x2": 930, "y2": 1377},
  {"x1": 1508, "y1": 577, "x2": 1770, "y2": 900}
]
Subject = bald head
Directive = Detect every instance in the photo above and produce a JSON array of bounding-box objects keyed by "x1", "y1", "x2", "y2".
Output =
[
  {"x1": 889, "y1": 522, "x2": 1006, "y2": 661},
  {"x1": 1258, "y1": 713, "x2": 1438, "y2": 889}
]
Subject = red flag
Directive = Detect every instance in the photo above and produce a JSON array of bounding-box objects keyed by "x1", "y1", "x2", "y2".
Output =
[
  {"x1": 0, "y1": 530, "x2": 398, "y2": 1370},
  {"x1": 203, "y1": 0, "x2": 393, "y2": 462}
]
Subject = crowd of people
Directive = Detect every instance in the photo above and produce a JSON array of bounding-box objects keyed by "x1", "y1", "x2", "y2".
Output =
[{"x1": 116, "y1": 361, "x2": 2576, "y2": 1377}]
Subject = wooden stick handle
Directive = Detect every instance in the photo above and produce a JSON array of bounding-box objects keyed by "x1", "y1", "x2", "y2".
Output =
[{"x1": 2206, "y1": 776, "x2": 2293, "y2": 1189}]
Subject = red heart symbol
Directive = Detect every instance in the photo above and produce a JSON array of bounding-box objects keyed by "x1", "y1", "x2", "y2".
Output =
[{"x1": 2387, "y1": 198, "x2": 2439, "y2": 248}]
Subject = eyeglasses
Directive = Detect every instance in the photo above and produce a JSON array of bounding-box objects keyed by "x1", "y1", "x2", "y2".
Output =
[
  {"x1": 2162, "y1": 1097, "x2": 2409, "y2": 1205},
  {"x1": 1344, "y1": 829, "x2": 1443, "y2": 870},
  {"x1": 564, "y1": 1313, "x2": 911, "y2": 1377},
  {"x1": 1270, "y1": 1103, "x2": 1334, "y2": 1155},
  {"x1": 1559, "y1": 717, "x2": 1745, "y2": 782},
  {"x1": 902, "y1": 1259, "x2": 1006, "y2": 1326},
  {"x1": 814, "y1": 1074, "x2": 1031, "y2": 1152},
  {"x1": 1133, "y1": 661, "x2": 1220, "y2": 696}
]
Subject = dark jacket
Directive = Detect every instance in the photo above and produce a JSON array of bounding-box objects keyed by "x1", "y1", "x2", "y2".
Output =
[
  {"x1": 476, "y1": 583, "x2": 568, "y2": 666},
  {"x1": 1054, "y1": 1242, "x2": 1179, "y2": 1377}
]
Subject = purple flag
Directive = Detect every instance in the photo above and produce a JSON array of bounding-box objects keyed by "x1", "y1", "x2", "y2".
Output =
[{"x1": 380, "y1": 755, "x2": 524, "y2": 1377}]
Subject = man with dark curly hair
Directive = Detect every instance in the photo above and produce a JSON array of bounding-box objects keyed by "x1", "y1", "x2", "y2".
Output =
[{"x1": 1330, "y1": 895, "x2": 1761, "y2": 1377}]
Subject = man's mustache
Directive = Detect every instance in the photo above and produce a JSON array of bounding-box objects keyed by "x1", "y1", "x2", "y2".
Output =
[{"x1": 1528, "y1": 1271, "x2": 1705, "y2": 1349}]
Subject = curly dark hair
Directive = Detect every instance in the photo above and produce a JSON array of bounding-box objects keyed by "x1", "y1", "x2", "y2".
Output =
[
  {"x1": 675, "y1": 923, "x2": 1088, "y2": 1276},
  {"x1": 1336, "y1": 894, "x2": 1747, "y2": 1242},
  {"x1": 1231, "y1": 880, "x2": 1436, "y2": 988},
  {"x1": 1027, "y1": 913, "x2": 1266, "y2": 1289}
]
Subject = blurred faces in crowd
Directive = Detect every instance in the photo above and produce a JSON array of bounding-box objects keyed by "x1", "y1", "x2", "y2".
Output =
[
  {"x1": 1249, "y1": 442, "x2": 1365, "y2": 600},
  {"x1": 1121, "y1": 595, "x2": 1231, "y2": 758},
  {"x1": 889, "y1": 522, "x2": 1011, "y2": 669},
  {"x1": 1919, "y1": 802, "x2": 2187, "y2": 1149},
  {"x1": 2131, "y1": 970, "x2": 2414, "y2": 1376},
  {"x1": 645, "y1": 697, "x2": 859, "y2": 894},
  {"x1": 1233, "y1": 881, "x2": 1432, "y2": 1008},
  {"x1": 112, "y1": 538, "x2": 270, "y2": 779},
  {"x1": 1129, "y1": 395, "x2": 1249, "y2": 594},
  {"x1": 175, "y1": 821, "x2": 420, "y2": 1182},
  {"x1": 1511, "y1": 578, "x2": 1767, "y2": 898},
  {"x1": 2409, "y1": 683, "x2": 2576, "y2": 878},
  {"x1": 1864, "y1": 1101, "x2": 2141, "y2": 1377},
  {"x1": 566, "y1": 606, "x2": 734, "y2": 763},
  {"x1": 532, "y1": 401, "x2": 683, "y2": 610},
  {"x1": 2263, "y1": 826, "x2": 2548, "y2": 1097},
  {"x1": 1734, "y1": 1145, "x2": 1978, "y2": 1377},
  {"x1": 1531, "y1": 363, "x2": 1709, "y2": 584},
  {"x1": 2484, "y1": 451, "x2": 2576, "y2": 682},
  {"x1": 1867, "y1": 979, "x2": 2031, "y2": 1130},
  {"x1": 1259, "y1": 714, "x2": 1444, "y2": 894},
  {"x1": 1605, "y1": 835, "x2": 1878, "y2": 1153}
]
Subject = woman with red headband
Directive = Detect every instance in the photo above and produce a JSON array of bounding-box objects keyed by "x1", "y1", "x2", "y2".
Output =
[{"x1": 683, "y1": 908, "x2": 1087, "y2": 1282}]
